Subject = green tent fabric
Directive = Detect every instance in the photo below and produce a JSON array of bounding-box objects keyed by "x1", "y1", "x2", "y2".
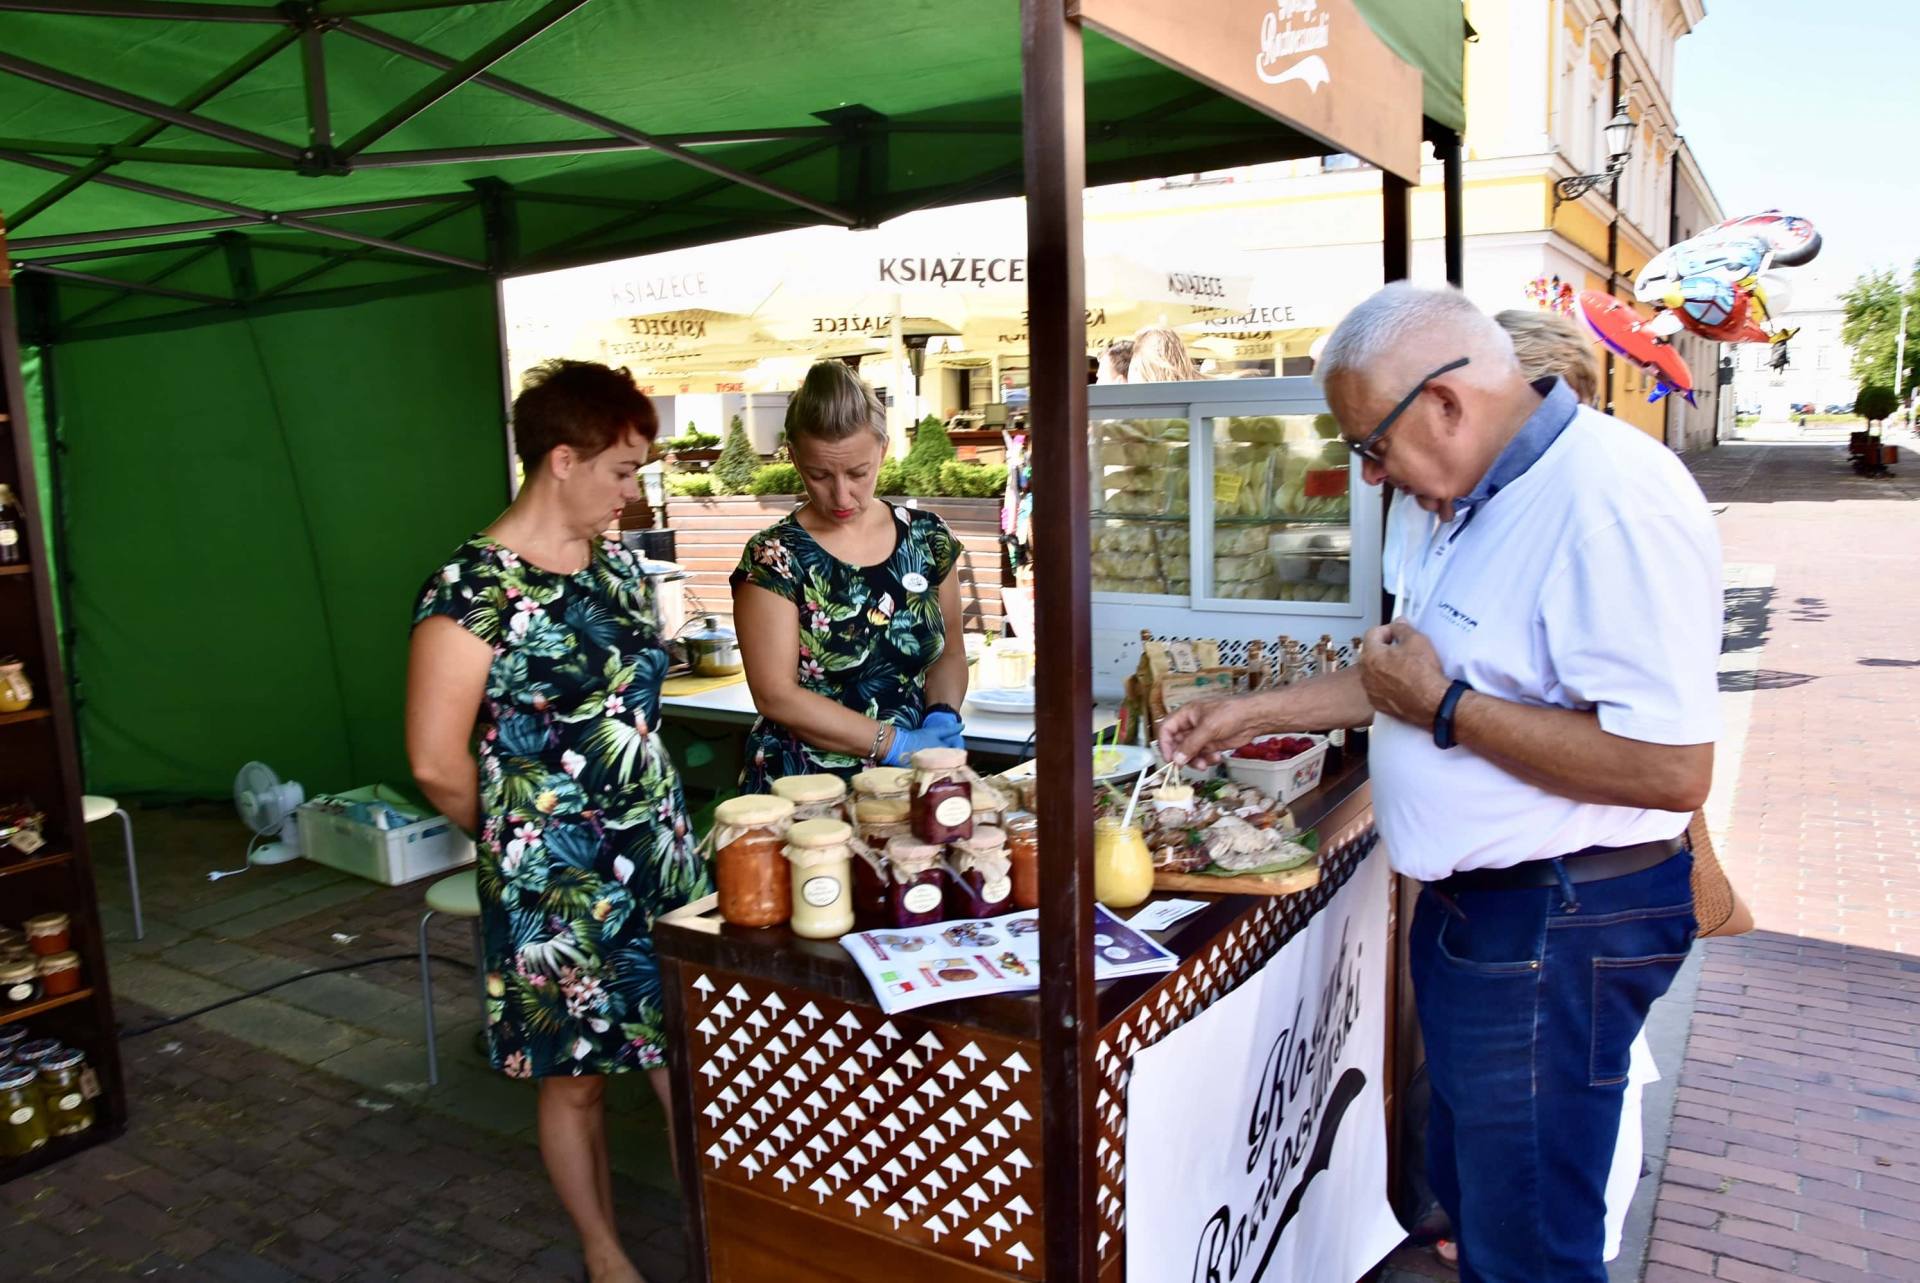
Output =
[
  {"x1": 47, "y1": 280, "x2": 504, "y2": 797},
  {"x1": 0, "y1": 0, "x2": 1464, "y2": 797},
  {"x1": 18, "y1": 345, "x2": 61, "y2": 645}
]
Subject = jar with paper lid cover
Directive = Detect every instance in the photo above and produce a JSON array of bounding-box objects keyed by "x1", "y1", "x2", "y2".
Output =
[
  {"x1": 909, "y1": 747, "x2": 973, "y2": 844},
  {"x1": 23, "y1": 913, "x2": 70, "y2": 957},
  {"x1": 36, "y1": 951, "x2": 82, "y2": 998},
  {"x1": 0, "y1": 958, "x2": 39, "y2": 1010},
  {"x1": 784, "y1": 818, "x2": 855, "y2": 939},
  {"x1": 850, "y1": 766, "x2": 912, "y2": 802},
  {"x1": 884, "y1": 837, "x2": 947, "y2": 928},
  {"x1": 949, "y1": 826, "x2": 1013, "y2": 919},
  {"x1": 711, "y1": 795, "x2": 796, "y2": 928},
  {"x1": 771, "y1": 774, "x2": 849, "y2": 822}
]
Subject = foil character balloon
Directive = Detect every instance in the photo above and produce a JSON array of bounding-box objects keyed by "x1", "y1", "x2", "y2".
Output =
[{"x1": 1576, "y1": 290, "x2": 1696, "y2": 405}]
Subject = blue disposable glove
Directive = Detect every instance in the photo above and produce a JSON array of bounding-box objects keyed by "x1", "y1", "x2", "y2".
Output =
[
  {"x1": 919, "y1": 708, "x2": 965, "y2": 741},
  {"x1": 883, "y1": 719, "x2": 966, "y2": 766}
]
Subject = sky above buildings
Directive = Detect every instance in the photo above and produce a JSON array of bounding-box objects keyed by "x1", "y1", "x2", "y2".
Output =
[{"x1": 1675, "y1": 0, "x2": 1919, "y2": 303}]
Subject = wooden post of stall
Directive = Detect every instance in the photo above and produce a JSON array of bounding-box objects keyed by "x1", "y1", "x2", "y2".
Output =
[
  {"x1": 1019, "y1": 3, "x2": 1097, "y2": 1280},
  {"x1": 1381, "y1": 171, "x2": 1412, "y2": 285}
]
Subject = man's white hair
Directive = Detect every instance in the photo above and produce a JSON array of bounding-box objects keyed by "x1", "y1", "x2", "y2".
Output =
[{"x1": 1316, "y1": 282, "x2": 1519, "y2": 387}]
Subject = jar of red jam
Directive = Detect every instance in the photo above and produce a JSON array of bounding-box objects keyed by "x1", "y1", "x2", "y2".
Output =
[
  {"x1": 949, "y1": 827, "x2": 1013, "y2": 918},
  {"x1": 884, "y1": 837, "x2": 948, "y2": 927},
  {"x1": 710, "y1": 795, "x2": 796, "y2": 928},
  {"x1": 772, "y1": 774, "x2": 849, "y2": 823},
  {"x1": 23, "y1": 913, "x2": 69, "y2": 957},
  {"x1": 36, "y1": 951, "x2": 82, "y2": 998},
  {"x1": 909, "y1": 748, "x2": 973, "y2": 844},
  {"x1": 852, "y1": 798, "x2": 911, "y2": 920},
  {"x1": 1005, "y1": 812, "x2": 1040, "y2": 910}
]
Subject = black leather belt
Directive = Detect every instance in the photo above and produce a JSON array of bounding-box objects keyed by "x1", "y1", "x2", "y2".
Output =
[{"x1": 1429, "y1": 835, "x2": 1686, "y2": 894}]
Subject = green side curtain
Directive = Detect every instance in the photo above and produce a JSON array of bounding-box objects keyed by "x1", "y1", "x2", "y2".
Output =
[
  {"x1": 18, "y1": 345, "x2": 61, "y2": 649},
  {"x1": 50, "y1": 281, "x2": 507, "y2": 798}
]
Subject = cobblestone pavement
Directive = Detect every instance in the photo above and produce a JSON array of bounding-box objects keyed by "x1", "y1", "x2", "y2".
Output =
[{"x1": 4, "y1": 1000, "x2": 688, "y2": 1281}]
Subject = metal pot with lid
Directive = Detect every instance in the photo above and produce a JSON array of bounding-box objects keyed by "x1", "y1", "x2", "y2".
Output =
[{"x1": 678, "y1": 615, "x2": 743, "y2": 677}]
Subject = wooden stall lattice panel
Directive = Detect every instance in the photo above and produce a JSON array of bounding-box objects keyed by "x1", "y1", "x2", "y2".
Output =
[
  {"x1": 1089, "y1": 820, "x2": 1380, "y2": 1270},
  {"x1": 684, "y1": 972, "x2": 1046, "y2": 1278}
]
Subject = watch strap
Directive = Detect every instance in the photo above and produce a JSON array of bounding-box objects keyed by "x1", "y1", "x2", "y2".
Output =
[{"x1": 1432, "y1": 679, "x2": 1472, "y2": 750}]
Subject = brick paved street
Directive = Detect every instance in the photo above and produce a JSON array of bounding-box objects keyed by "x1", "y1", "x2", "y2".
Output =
[{"x1": 1639, "y1": 441, "x2": 1920, "y2": 1282}]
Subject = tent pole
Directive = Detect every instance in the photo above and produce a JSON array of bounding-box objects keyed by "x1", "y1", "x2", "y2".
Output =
[
  {"x1": 1021, "y1": 1, "x2": 1096, "y2": 1280},
  {"x1": 1382, "y1": 171, "x2": 1412, "y2": 284},
  {"x1": 0, "y1": 52, "x2": 304, "y2": 160},
  {"x1": 1439, "y1": 128, "x2": 1464, "y2": 287},
  {"x1": 496, "y1": 276, "x2": 520, "y2": 501},
  {"x1": 333, "y1": 18, "x2": 857, "y2": 226},
  {"x1": 58, "y1": 242, "x2": 227, "y2": 328},
  {"x1": 0, "y1": 0, "x2": 288, "y2": 19},
  {"x1": 337, "y1": 0, "x2": 591, "y2": 158},
  {"x1": 14, "y1": 262, "x2": 228, "y2": 306},
  {"x1": 5, "y1": 27, "x2": 299, "y2": 229},
  {"x1": 300, "y1": 24, "x2": 331, "y2": 155}
]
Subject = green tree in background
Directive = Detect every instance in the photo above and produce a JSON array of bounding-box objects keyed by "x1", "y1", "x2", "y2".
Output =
[
  {"x1": 1841, "y1": 263, "x2": 1920, "y2": 399},
  {"x1": 1854, "y1": 384, "x2": 1897, "y2": 426},
  {"x1": 710, "y1": 413, "x2": 760, "y2": 495}
]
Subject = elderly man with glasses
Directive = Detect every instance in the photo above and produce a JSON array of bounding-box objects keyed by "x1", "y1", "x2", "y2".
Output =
[{"x1": 1161, "y1": 283, "x2": 1722, "y2": 1283}]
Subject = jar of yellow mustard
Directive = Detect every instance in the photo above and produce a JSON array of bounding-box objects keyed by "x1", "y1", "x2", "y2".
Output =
[{"x1": 1092, "y1": 817, "x2": 1154, "y2": 909}]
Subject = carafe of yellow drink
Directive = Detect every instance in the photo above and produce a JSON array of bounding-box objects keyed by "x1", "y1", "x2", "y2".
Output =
[{"x1": 1092, "y1": 817, "x2": 1154, "y2": 909}]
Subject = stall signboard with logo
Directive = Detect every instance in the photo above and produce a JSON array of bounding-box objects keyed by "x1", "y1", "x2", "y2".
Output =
[
  {"x1": 1124, "y1": 851, "x2": 1404, "y2": 1283},
  {"x1": 1074, "y1": 0, "x2": 1423, "y2": 182}
]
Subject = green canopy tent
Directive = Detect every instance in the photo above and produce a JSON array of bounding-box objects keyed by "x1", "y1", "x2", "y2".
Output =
[{"x1": 0, "y1": 0, "x2": 1464, "y2": 802}]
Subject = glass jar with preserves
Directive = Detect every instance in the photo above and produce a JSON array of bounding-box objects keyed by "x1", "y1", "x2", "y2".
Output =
[
  {"x1": 1093, "y1": 817, "x2": 1155, "y2": 909},
  {"x1": 884, "y1": 837, "x2": 948, "y2": 928},
  {"x1": 0, "y1": 959, "x2": 39, "y2": 1010},
  {"x1": 0, "y1": 1025, "x2": 27, "y2": 1063},
  {"x1": 0, "y1": 1064, "x2": 48, "y2": 1159},
  {"x1": 970, "y1": 777, "x2": 1012, "y2": 831},
  {"x1": 36, "y1": 951, "x2": 81, "y2": 998},
  {"x1": 851, "y1": 766, "x2": 913, "y2": 805},
  {"x1": 24, "y1": 913, "x2": 70, "y2": 957},
  {"x1": 1004, "y1": 813, "x2": 1040, "y2": 910},
  {"x1": 852, "y1": 798, "x2": 911, "y2": 920},
  {"x1": 909, "y1": 747, "x2": 974, "y2": 844},
  {"x1": 12, "y1": 1040, "x2": 62, "y2": 1072},
  {"x1": 949, "y1": 827, "x2": 1013, "y2": 919},
  {"x1": 771, "y1": 774, "x2": 849, "y2": 823},
  {"x1": 0, "y1": 658, "x2": 32, "y2": 714},
  {"x1": 33, "y1": 1049, "x2": 94, "y2": 1138},
  {"x1": 785, "y1": 818, "x2": 855, "y2": 939},
  {"x1": 709, "y1": 795, "x2": 796, "y2": 929}
]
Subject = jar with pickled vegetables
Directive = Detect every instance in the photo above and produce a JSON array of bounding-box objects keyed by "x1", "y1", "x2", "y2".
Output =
[
  {"x1": 0, "y1": 1064, "x2": 47, "y2": 1158},
  {"x1": 771, "y1": 774, "x2": 849, "y2": 822},
  {"x1": 883, "y1": 837, "x2": 947, "y2": 927},
  {"x1": 709, "y1": 795, "x2": 796, "y2": 928},
  {"x1": 12, "y1": 1039, "x2": 62, "y2": 1072},
  {"x1": 949, "y1": 827, "x2": 1012, "y2": 918},
  {"x1": 1004, "y1": 813, "x2": 1040, "y2": 910},
  {"x1": 909, "y1": 747, "x2": 973, "y2": 844},
  {"x1": 785, "y1": 818, "x2": 855, "y2": 939},
  {"x1": 33, "y1": 1049, "x2": 93, "y2": 1138}
]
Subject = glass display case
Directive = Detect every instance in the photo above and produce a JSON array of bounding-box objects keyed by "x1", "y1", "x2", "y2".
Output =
[{"x1": 1086, "y1": 378, "x2": 1384, "y2": 697}]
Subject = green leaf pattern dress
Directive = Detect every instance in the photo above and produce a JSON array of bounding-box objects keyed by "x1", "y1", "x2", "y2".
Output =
[
  {"x1": 413, "y1": 536, "x2": 709, "y2": 1079},
  {"x1": 732, "y1": 503, "x2": 961, "y2": 793}
]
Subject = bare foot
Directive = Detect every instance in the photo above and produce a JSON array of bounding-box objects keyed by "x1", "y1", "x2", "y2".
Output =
[{"x1": 584, "y1": 1245, "x2": 644, "y2": 1283}]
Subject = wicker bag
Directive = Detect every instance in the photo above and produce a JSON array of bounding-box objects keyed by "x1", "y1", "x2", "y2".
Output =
[{"x1": 1687, "y1": 808, "x2": 1753, "y2": 938}]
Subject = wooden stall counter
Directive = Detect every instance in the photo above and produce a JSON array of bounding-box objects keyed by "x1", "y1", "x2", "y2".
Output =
[{"x1": 656, "y1": 757, "x2": 1381, "y2": 1282}]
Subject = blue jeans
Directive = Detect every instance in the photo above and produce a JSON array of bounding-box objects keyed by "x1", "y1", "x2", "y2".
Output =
[{"x1": 1410, "y1": 851, "x2": 1696, "y2": 1283}]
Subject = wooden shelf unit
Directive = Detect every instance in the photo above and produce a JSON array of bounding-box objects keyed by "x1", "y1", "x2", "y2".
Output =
[{"x1": 0, "y1": 212, "x2": 127, "y2": 1179}]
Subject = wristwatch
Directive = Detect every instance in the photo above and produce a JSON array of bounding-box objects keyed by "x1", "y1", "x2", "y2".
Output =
[{"x1": 1432, "y1": 679, "x2": 1472, "y2": 750}]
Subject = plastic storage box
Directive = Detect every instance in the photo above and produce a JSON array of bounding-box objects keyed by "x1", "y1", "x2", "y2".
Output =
[
  {"x1": 298, "y1": 787, "x2": 474, "y2": 886},
  {"x1": 1221, "y1": 734, "x2": 1330, "y2": 805}
]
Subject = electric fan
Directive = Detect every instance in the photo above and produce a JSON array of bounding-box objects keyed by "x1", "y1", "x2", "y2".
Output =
[{"x1": 234, "y1": 760, "x2": 305, "y2": 866}]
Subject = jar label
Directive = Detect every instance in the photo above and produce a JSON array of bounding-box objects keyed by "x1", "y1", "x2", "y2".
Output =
[
  {"x1": 903, "y1": 884, "x2": 943, "y2": 914},
  {"x1": 57, "y1": 1093, "x2": 80, "y2": 1111},
  {"x1": 982, "y1": 877, "x2": 1011, "y2": 904},
  {"x1": 801, "y1": 876, "x2": 842, "y2": 908},
  {"x1": 934, "y1": 796, "x2": 971, "y2": 827},
  {"x1": 5, "y1": 982, "x2": 31, "y2": 1001},
  {"x1": 10, "y1": 829, "x2": 44, "y2": 855},
  {"x1": 7, "y1": 1106, "x2": 31, "y2": 1125},
  {"x1": 0, "y1": 529, "x2": 17, "y2": 547},
  {"x1": 2, "y1": 671, "x2": 28, "y2": 700}
]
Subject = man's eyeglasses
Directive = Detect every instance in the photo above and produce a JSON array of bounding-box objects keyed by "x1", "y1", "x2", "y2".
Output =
[{"x1": 1346, "y1": 356, "x2": 1471, "y2": 464}]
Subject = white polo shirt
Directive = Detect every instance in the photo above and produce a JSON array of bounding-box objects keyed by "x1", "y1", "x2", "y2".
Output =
[{"x1": 1372, "y1": 403, "x2": 1723, "y2": 882}]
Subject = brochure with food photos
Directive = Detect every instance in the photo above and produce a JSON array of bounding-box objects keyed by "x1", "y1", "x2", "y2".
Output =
[{"x1": 840, "y1": 905, "x2": 1178, "y2": 1015}]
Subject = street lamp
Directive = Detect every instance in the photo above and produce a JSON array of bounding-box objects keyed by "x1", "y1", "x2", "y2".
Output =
[{"x1": 1554, "y1": 102, "x2": 1634, "y2": 207}]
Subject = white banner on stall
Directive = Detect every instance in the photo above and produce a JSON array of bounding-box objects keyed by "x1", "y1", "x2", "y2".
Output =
[{"x1": 1126, "y1": 851, "x2": 1402, "y2": 1283}]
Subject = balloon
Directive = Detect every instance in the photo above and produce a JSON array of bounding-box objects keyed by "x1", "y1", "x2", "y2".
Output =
[
  {"x1": 1577, "y1": 290, "x2": 1696, "y2": 404},
  {"x1": 1631, "y1": 211, "x2": 1821, "y2": 349}
]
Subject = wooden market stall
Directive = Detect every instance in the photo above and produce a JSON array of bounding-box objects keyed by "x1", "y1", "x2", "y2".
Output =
[{"x1": 654, "y1": 3, "x2": 1470, "y2": 1280}]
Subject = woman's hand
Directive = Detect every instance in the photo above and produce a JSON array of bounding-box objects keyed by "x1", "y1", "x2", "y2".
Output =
[{"x1": 883, "y1": 720, "x2": 965, "y2": 766}]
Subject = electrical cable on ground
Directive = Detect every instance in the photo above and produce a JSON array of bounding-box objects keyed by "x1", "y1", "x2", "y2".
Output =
[{"x1": 119, "y1": 951, "x2": 478, "y2": 1040}]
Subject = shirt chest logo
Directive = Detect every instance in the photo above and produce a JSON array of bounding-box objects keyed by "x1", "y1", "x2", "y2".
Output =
[
  {"x1": 1434, "y1": 601, "x2": 1479, "y2": 632},
  {"x1": 901, "y1": 571, "x2": 929, "y2": 594}
]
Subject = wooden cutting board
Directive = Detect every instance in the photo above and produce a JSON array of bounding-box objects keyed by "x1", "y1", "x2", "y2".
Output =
[{"x1": 1153, "y1": 861, "x2": 1320, "y2": 897}]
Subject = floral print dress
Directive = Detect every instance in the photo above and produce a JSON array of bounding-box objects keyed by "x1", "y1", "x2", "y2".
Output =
[
  {"x1": 414, "y1": 536, "x2": 709, "y2": 1079},
  {"x1": 732, "y1": 502, "x2": 961, "y2": 793}
]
